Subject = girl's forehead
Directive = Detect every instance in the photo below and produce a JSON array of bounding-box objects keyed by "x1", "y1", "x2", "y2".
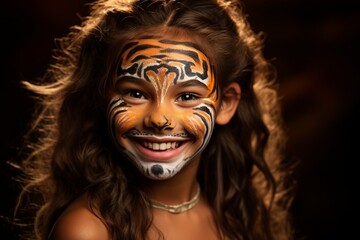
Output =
[
  {"x1": 119, "y1": 37, "x2": 211, "y2": 63},
  {"x1": 117, "y1": 37, "x2": 216, "y2": 84}
]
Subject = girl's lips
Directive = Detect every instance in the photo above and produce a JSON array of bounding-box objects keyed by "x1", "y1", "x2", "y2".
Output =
[{"x1": 134, "y1": 139, "x2": 189, "y2": 161}]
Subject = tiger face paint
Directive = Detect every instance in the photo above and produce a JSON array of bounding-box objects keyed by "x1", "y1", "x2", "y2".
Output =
[{"x1": 107, "y1": 37, "x2": 218, "y2": 179}]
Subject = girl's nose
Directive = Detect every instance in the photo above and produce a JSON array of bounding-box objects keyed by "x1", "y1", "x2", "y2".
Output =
[{"x1": 144, "y1": 105, "x2": 174, "y2": 131}]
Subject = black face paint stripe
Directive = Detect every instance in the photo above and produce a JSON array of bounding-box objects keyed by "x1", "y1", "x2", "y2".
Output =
[
  {"x1": 108, "y1": 98, "x2": 127, "y2": 109},
  {"x1": 193, "y1": 105, "x2": 213, "y2": 119},
  {"x1": 126, "y1": 44, "x2": 161, "y2": 60},
  {"x1": 131, "y1": 55, "x2": 152, "y2": 62},
  {"x1": 118, "y1": 63, "x2": 139, "y2": 76},
  {"x1": 138, "y1": 35, "x2": 162, "y2": 40},
  {"x1": 143, "y1": 64, "x2": 180, "y2": 82},
  {"x1": 182, "y1": 60, "x2": 208, "y2": 81},
  {"x1": 152, "y1": 54, "x2": 167, "y2": 59},
  {"x1": 194, "y1": 112, "x2": 209, "y2": 138}
]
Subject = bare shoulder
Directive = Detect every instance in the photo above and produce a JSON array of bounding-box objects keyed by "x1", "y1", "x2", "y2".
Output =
[{"x1": 50, "y1": 194, "x2": 110, "y2": 240}]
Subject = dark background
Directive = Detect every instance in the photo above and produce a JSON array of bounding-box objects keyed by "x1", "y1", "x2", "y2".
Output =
[{"x1": 1, "y1": 0, "x2": 359, "y2": 239}]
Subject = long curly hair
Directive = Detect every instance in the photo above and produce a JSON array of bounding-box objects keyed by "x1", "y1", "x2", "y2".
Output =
[{"x1": 17, "y1": 0, "x2": 294, "y2": 239}]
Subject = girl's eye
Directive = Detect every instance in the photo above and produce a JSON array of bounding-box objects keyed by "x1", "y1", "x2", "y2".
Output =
[
  {"x1": 177, "y1": 93, "x2": 199, "y2": 102},
  {"x1": 125, "y1": 90, "x2": 146, "y2": 99}
]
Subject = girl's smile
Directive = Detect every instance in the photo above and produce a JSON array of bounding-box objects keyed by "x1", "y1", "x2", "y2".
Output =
[
  {"x1": 134, "y1": 136, "x2": 190, "y2": 161},
  {"x1": 125, "y1": 131, "x2": 193, "y2": 161}
]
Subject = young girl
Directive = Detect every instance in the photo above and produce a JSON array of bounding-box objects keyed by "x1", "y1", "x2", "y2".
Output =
[{"x1": 18, "y1": 0, "x2": 294, "y2": 239}]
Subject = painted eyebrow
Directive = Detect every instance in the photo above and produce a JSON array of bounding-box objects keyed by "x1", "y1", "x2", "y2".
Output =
[{"x1": 176, "y1": 79, "x2": 209, "y2": 91}]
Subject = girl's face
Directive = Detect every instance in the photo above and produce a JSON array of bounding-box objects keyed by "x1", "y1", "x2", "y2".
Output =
[{"x1": 107, "y1": 36, "x2": 218, "y2": 179}]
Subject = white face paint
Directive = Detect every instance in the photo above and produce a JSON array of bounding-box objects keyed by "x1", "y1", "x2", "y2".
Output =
[{"x1": 107, "y1": 37, "x2": 218, "y2": 179}]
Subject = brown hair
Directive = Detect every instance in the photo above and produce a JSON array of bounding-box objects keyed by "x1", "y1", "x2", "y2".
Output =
[{"x1": 18, "y1": 0, "x2": 294, "y2": 239}]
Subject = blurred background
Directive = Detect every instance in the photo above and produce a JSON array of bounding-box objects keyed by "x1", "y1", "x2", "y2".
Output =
[{"x1": 1, "y1": 0, "x2": 359, "y2": 239}]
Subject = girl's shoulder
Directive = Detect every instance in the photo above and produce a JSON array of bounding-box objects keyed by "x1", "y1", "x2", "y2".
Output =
[{"x1": 49, "y1": 193, "x2": 109, "y2": 240}]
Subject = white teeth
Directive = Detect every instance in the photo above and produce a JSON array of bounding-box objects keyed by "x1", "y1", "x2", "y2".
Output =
[
  {"x1": 143, "y1": 141, "x2": 179, "y2": 151},
  {"x1": 160, "y1": 143, "x2": 166, "y2": 150},
  {"x1": 153, "y1": 143, "x2": 159, "y2": 150}
]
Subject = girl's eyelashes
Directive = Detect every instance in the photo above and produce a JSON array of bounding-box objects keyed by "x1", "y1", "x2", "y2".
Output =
[
  {"x1": 123, "y1": 89, "x2": 147, "y2": 99},
  {"x1": 176, "y1": 93, "x2": 200, "y2": 102}
]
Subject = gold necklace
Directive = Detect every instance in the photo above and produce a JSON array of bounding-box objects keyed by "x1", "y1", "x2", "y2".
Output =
[{"x1": 149, "y1": 183, "x2": 201, "y2": 214}]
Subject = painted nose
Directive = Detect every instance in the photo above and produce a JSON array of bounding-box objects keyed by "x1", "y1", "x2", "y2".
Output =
[{"x1": 145, "y1": 105, "x2": 174, "y2": 131}]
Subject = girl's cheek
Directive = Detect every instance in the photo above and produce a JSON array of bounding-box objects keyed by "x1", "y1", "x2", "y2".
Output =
[
  {"x1": 115, "y1": 110, "x2": 140, "y2": 131},
  {"x1": 182, "y1": 114, "x2": 208, "y2": 137}
]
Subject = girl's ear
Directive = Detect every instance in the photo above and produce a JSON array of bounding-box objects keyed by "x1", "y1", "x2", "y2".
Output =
[{"x1": 215, "y1": 82, "x2": 241, "y2": 125}]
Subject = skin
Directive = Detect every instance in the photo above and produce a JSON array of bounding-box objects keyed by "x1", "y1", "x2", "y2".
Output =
[
  {"x1": 50, "y1": 194, "x2": 109, "y2": 240},
  {"x1": 107, "y1": 37, "x2": 218, "y2": 180}
]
